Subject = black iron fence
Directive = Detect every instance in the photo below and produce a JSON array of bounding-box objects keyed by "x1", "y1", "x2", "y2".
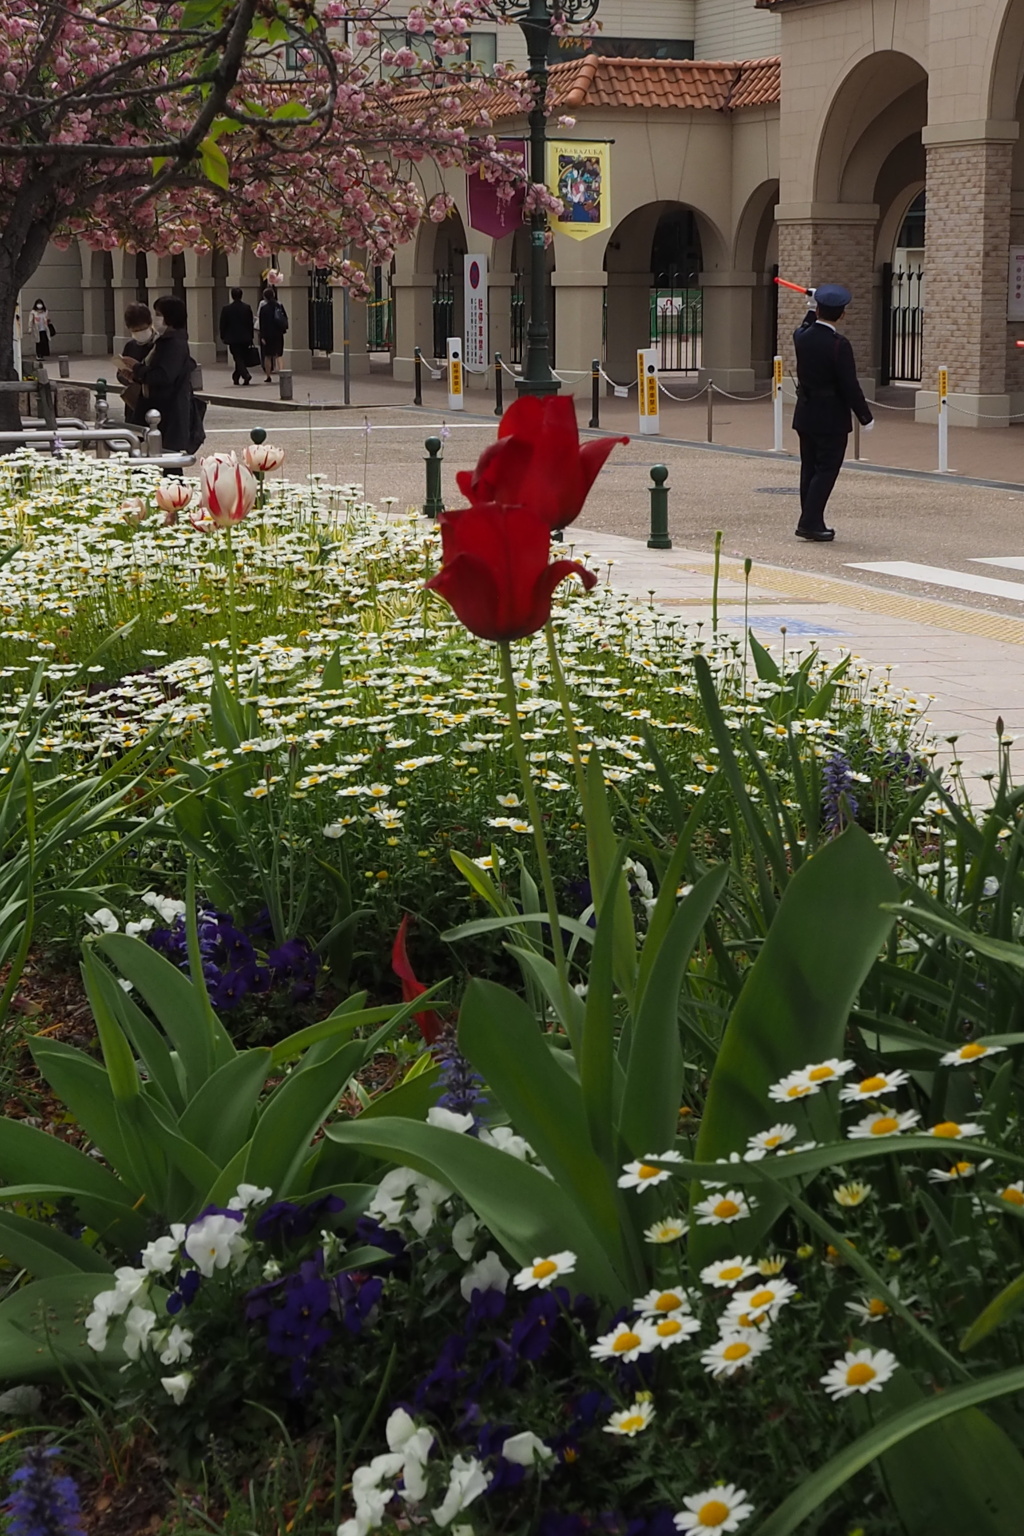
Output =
[
  {"x1": 308, "y1": 267, "x2": 333, "y2": 354},
  {"x1": 432, "y1": 270, "x2": 455, "y2": 361},
  {"x1": 509, "y1": 270, "x2": 526, "y2": 365},
  {"x1": 650, "y1": 280, "x2": 702, "y2": 372},
  {"x1": 880, "y1": 262, "x2": 924, "y2": 384}
]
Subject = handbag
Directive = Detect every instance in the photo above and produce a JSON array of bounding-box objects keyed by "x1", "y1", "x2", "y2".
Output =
[
  {"x1": 47, "y1": 321, "x2": 56, "y2": 337},
  {"x1": 245, "y1": 343, "x2": 260, "y2": 367}
]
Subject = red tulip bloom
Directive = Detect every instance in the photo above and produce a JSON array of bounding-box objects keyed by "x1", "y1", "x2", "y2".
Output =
[
  {"x1": 392, "y1": 916, "x2": 443, "y2": 1045},
  {"x1": 425, "y1": 502, "x2": 597, "y2": 642},
  {"x1": 456, "y1": 395, "x2": 628, "y2": 531}
]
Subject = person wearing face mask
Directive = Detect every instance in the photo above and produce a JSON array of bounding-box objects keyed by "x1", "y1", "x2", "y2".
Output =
[
  {"x1": 117, "y1": 303, "x2": 155, "y2": 427},
  {"x1": 116, "y1": 295, "x2": 205, "y2": 455},
  {"x1": 29, "y1": 299, "x2": 53, "y2": 360}
]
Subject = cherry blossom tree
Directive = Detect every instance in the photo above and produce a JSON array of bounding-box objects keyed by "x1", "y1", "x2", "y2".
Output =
[{"x1": 0, "y1": 0, "x2": 541, "y2": 426}]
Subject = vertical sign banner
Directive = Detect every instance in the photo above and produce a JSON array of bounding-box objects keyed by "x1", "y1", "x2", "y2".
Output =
[
  {"x1": 447, "y1": 337, "x2": 464, "y2": 411},
  {"x1": 546, "y1": 141, "x2": 611, "y2": 241},
  {"x1": 467, "y1": 141, "x2": 528, "y2": 238},
  {"x1": 637, "y1": 347, "x2": 660, "y2": 436},
  {"x1": 464, "y1": 255, "x2": 489, "y2": 371},
  {"x1": 1010, "y1": 248, "x2": 1024, "y2": 320}
]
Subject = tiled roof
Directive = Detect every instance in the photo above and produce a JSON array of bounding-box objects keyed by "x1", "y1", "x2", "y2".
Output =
[{"x1": 396, "y1": 55, "x2": 780, "y2": 122}]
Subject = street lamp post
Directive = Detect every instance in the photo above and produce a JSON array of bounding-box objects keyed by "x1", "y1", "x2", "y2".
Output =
[{"x1": 491, "y1": 0, "x2": 600, "y2": 396}]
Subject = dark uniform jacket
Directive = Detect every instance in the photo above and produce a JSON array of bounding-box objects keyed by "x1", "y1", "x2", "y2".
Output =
[
  {"x1": 792, "y1": 313, "x2": 873, "y2": 437},
  {"x1": 119, "y1": 333, "x2": 153, "y2": 427},
  {"x1": 128, "y1": 327, "x2": 199, "y2": 452},
  {"x1": 219, "y1": 300, "x2": 254, "y2": 348}
]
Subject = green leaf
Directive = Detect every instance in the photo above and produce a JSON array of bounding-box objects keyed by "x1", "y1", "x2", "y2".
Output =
[
  {"x1": 79, "y1": 948, "x2": 140, "y2": 1103},
  {"x1": 198, "y1": 136, "x2": 230, "y2": 190},
  {"x1": 754, "y1": 1365, "x2": 1024, "y2": 1536},
  {"x1": 243, "y1": 1037, "x2": 369, "y2": 1196},
  {"x1": 584, "y1": 751, "x2": 637, "y2": 1003},
  {"x1": 326, "y1": 1117, "x2": 627, "y2": 1302},
  {"x1": 620, "y1": 865, "x2": 727, "y2": 1158},
  {"x1": 28, "y1": 1039, "x2": 142, "y2": 1194},
  {"x1": 86, "y1": 955, "x2": 182, "y2": 1113},
  {"x1": 961, "y1": 1267, "x2": 1024, "y2": 1352},
  {"x1": 580, "y1": 854, "x2": 623, "y2": 1169},
  {"x1": 747, "y1": 628, "x2": 780, "y2": 682},
  {"x1": 356, "y1": 1063, "x2": 440, "y2": 1122},
  {"x1": 151, "y1": 156, "x2": 170, "y2": 176},
  {"x1": 689, "y1": 826, "x2": 898, "y2": 1271},
  {"x1": 177, "y1": 1050, "x2": 271, "y2": 1166},
  {"x1": 0, "y1": 1211, "x2": 112, "y2": 1279},
  {"x1": 892, "y1": 901, "x2": 1024, "y2": 971},
  {"x1": 0, "y1": 1119, "x2": 144, "y2": 1250},
  {"x1": 0, "y1": 1274, "x2": 123, "y2": 1384},
  {"x1": 271, "y1": 100, "x2": 311, "y2": 120}
]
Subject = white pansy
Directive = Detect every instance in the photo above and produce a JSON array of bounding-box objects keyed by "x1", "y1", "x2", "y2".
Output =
[
  {"x1": 385, "y1": 1408, "x2": 435, "y2": 1502},
  {"x1": 478, "y1": 1125, "x2": 533, "y2": 1161},
  {"x1": 452, "y1": 1212, "x2": 481, "y2": 1261},
  {"x1": 183, "y1": 1211, "x2": 249, "y2": 1277},
  {"x1": 122, "y1": 1305, "x2": 158, "y2": 1361},
  {"x1": 431, "y1": 1454, "x2": 491, "y2": 1527},
  {"x1": 141, "y1": 1234, "x2": 181, "y2": 1275},
  {"x1": 501, "y1": 1430, "x2": 554, "y2": 1467},
  {"x1": 160, "y1": 1372, "x2": 194, "y2": 1405},
  {"x1": 85, "y1": 907, "x2": 119, "y2": 933},
  {"x1": 157, "y1": 1325, "x2": 194, "y2": 1365},
  {"x1": 227, "y1": 1183, "x2": 274, "y2": 1210},
  {"x1": 460, "y1": 1251, "x2": 511, "y2": 1302},
  {"x1": 426, "y1": 1106, "x2": 476, "y2": 1134},
  {"x1": 140, "y1": 891, "x2": 188, "y2": 924}
]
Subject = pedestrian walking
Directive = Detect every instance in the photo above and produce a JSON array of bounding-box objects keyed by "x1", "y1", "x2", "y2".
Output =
[
  {"x1": 792, "y1": 283, "x2": 874, "y2": 542},
  {"x1": 220, "y1": 287, "x2": 255, "y2": 385},
  {"x1": 115, "y1": 295, "x2": 205, "y2": 456},
  {"x1": 116, "y1": 302, "x2": 155, "y2": 428},
  {"x1": 28, "y1": 299, "x2": 54, "y2": 360},
  {"x1": 257, "y1": 286, "x2": 288, "y2": 382}
]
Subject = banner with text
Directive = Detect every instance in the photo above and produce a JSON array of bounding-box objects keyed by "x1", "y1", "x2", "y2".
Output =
[
  {"x1": 467, "y1": 141, "x2": 528, "y2": 239},
  {"x1": 546, "y1": 140, "x2": 611, "y2": 242},
  {"x1": 464, "y1": 254, "x2": 489, "y2": 371}
]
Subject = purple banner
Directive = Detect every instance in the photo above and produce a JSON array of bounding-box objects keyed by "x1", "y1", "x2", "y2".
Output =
[{"x1": 467, "y1": 140, "x2": 527, "y2": 240}]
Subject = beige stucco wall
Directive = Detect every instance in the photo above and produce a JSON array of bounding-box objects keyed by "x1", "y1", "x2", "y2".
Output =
[{"x1": 696, "y1": 0, "x2": 780, "y2": 61}]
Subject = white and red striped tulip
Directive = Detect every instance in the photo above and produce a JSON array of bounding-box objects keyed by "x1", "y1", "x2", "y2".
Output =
[
  {"x1": 154, "y1": 480, "x2": 192, "y2": 514},
  {"x1": 198, "y1": 453, "x2": 257, "y2": 529},
  {"x1": 242, "y1": 442, "x2": 285, "y2": 474}
]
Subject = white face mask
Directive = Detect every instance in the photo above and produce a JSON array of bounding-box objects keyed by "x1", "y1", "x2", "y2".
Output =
[
  {"x1": 153, "y1": 318, "x2": 167, "y2": 335},
  {"x1": 130, "y1": 327, "x2": 153, "y2": 343}
]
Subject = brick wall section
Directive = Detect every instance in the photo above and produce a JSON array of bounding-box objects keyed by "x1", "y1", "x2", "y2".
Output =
[
  {"x1": 923, "y1": 140, "x2": 1013, "y2": 396},
  {"x1": 777, "y1": 220, "x2": 876, "y2": 378}
]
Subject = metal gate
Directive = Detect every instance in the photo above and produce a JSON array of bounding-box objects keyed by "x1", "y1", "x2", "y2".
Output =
[
  {"x1": 880, "y1": 262, "x2": 924, "y2": 384},
  {"x1": 432, "y1": 270, "x2": 455, "y2": 361},
  {"x1": 367, "y1": 265, "x2": 393, "y2": 352},
  {"x1": 308, "y1": 267, "x2": 333, "y2": 354},
  {"x1": 509, "y1": 270, "x2": 526, "y2": 365},
  {"x1": 650, "y1": 278, "x2": 702, "y2": 372}
]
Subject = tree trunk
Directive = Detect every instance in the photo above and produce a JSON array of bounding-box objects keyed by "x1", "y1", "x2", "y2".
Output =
[
  {"x1": 0, "y1": 212, "x2": 56, "y2": 437},
  {"x1": 0, "y1": 254, "x2": 21, "y2": 435}
]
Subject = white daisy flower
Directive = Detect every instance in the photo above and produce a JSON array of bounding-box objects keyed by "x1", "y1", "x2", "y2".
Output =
[
  {"x1": 844, "y1": 1283, "x2": 903, "y2": 1324},
  {"x1": 649, "y1": 1314, "x2": 701, "y2": 1349},
  {"x1": 644, "y1": 1217, "x2": 688, "y2": 1245},
  {"x1": 833, "y1": 1181, "x2": 872, "y2": 1207},
  {"x1": 767, "y1": 1073, "x2": 821, "y2": 1105},
  {"x1": 847, "y1": 1107, "x2": 921, "y2": 1140},
  {"x1": 820, "y1": 1346, "x2": 898, "y2": 1398},
  {"x1": 693, "y1": 1190, "x2": 755, "y2": 1226},
  {"x1": 838, "y1": 1069, "x2": 910, "y2": 1102},
  {"x1": 723, "y1": 1277, "x2": 796, "y2": 1324},
  {"x1": 699, "y1": 1256, "x2": 759, "y2": 1289},
  {"x1": 634, "y1": 1287, "x2": 693, "y2": 1317},
  {"x1": 746, "y1": 1124, "x2": 797, "y2": 1154},
  {"x1": 998, "y1": 1181, "x2": 1024, "y2": 1208},
  {"x1": 512, "y1": 1251, "x2": 576, "y2": 1291},
  {"x1": 796, "y1": 1057, "x2": 855, "y2": 1085},
  {"x1": 617, "y1": 1151, "x2": 683, "y2": 1191},
  {"x1": 925, "y1": 1120, "x2": 985, "y2": 1141},
  {"x1": 674, "y1": 1484, "x2": 754, "y2": 1535},
  {"x1": 604, "y1": 1400, "x2": 655, "y2": 1437},
  {"x1": 927, "y1": 1159, "x2": 992, "y2": 1183},
  {"x1": 700, "y1": 1330, "x2": 770, "y2": 1377},
  {"x1": 590, "y1": 1321, "x2": 660, "y2": 1363},
  {"x1": 941, "y1": 1041, "x2": 1007, "y2": 1067}
]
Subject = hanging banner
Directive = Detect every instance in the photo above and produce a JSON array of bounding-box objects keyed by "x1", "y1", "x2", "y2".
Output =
[
  {"x1": 546, "y1": 140, "x2": 611, "y2": 241},
  {"x1": 447, "y1": 337, "x2": 465, "y2": 411},
  {"x1": 467, "y1": 140, "x2": 528, "y2": 239},
  {"x1": 637, "y1": 347, "x2": 660, "y2": 436},
  {"x1": 464, "y1": 254, "x2": 489, "y2": 371}
]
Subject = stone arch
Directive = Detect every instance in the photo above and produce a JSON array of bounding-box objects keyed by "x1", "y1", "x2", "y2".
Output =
[
  {"x1": 988, "y1": 0, "x2": 1024, "y2": 121},
  {"x1": 814, "y1": 52, "x2": 928, "y2": 207},
  {"x1": 734, "y1": 180, "x2": 779, "y2": 374}
]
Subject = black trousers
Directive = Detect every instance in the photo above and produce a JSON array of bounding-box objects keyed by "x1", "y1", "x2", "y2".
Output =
[
  {"x1": 229, "y1": 343, "x2": 251, "y2": 384},
  {"x1": 797, "y1": 430, "x2": 848, "y2": 532}
]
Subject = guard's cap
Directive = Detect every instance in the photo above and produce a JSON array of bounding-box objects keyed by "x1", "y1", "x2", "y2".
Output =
[{"x1": 814, "y1": 283, "x2": 852, "y2": 309}]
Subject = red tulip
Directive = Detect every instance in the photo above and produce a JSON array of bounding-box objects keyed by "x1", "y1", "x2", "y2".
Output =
[
  {"x1": 456, "y1": 395, "x2": 628, "y2": 531},
  {"x1": 425, "y1": 502, "x2": 596, "y2": 642},
  {"x1": 392, "y1": 916, "x2": 443, "y2": 1045}
]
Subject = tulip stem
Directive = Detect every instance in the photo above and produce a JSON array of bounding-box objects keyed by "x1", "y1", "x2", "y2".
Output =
[
  {"x1": 498, "y1": 640, "x2": 576, "y2": 1039},
  {"x1": 224, "y1": 522, "x2": 240, "y2": 694},
  {"x1": 544, "y1": 620, "x2": 588, "y2": 810}
]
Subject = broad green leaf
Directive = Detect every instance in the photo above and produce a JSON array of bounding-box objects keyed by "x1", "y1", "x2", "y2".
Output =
[
  {"x1": 747, "y1": 628, "x2": 780, "y2": 682},
  {"x1": 459, "y1": 979, "x2": 628, "y2": 1280},
  {"x1": 450, "y1": 850, "x2": 513, "y2": 918},
  {"x1": 244, "y1": 1037, "x2": 369, "y2": 1196},
  {"x1": 620, "y1": 866, "x2": 727, "y2": 1159},
  {"x1": 754, "y1": 1365, "x2": 1024, "y2": 1536},
  {"x1": 151, "y1": 155, "x2": 170, "y2": 176},
  {"x1": 326, "y1": 1117, "x2": 627, "y2": 1302},
  {"x1": 86, "y1": 955, "x2": 182, "y2": 1113},
  {"x1": 0, "y1": 1274, "x2": 123, "y2": 1384},
  {"x1": 0, "y1": 1119, "x2": 144, "y2": 1250},
  {"x1": 584, "y1": 751, "x2": 637, "y2": 1003},
  {"x1": 28, "y1": 1040, "x2": 142, "y2": 1194},
  {"x1": 269, "y1": 1004, "x2": 395, "y2": 1068},
  {"x1": 199, "y1": 136, "x2": 229, "y2": 190},
  {"x1": 580, "y1": 856, "x2": 624, "y2": 1169},
  {"x1": 961, "y1": 1267, "x2": 1024, "y2": 1352},
  {"x1": 178, "y1": 1050, "x2": 271, "y2": 1166},
  {"x1": 272, "y1": 100, "x2": 311, "y2": 120},
  {"x1": 659, "y1": 1136, "x2": 1024, "y2": 1189},
  {"x1": 0, "y1": 1211, "x2": 112, "y2": 1279},
  {"x1": 356, "y1": 1063, "x2": 440, "y2": 1122},
  {"x1": 79, "y1": 947, "x2": 140, "y2": 1103},
  {"x1": 689, "y1": 826, "x2": 898, "y2": 1271},
  {"x1": 892, "y1": 901, "x2": 1024, "y2": 971}
]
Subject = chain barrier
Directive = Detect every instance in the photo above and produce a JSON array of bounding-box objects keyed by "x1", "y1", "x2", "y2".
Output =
[
  {"x1": 498, "y1": 357, "x2": 521, "y2": 379},
  {"x1": 657, "y1": 378, "x2": 707, "y2": 403},
  {"x1": 552, "y1": 367, "x2": 591, "y2": 382},
  {"x1": 946, "y1": 400, "x2": 1024, "y2": 422},
  {"x1": 598, "y1": 366, "x2": 637, "y2": 391}
]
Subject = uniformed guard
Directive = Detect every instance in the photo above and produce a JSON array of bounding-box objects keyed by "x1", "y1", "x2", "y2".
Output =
[{"x1": 792, "y1": 283, "x2": 874, "y2": 542}]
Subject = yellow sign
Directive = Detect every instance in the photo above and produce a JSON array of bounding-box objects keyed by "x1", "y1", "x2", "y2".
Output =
[
  {"x1": 546, "y1": 140, "x2": 611, "y2": 242},
  {"x1": 938, "y1": 367, "x2": 948, "y2": 400},
  {"x1": 645, "y1": 376, "x2": 658, "y2": 415},
  {"x1": 773, "y1": 356, "x2": 783, "y2": 393},
  {"x1": 450, "y1": 360, "x2": 462, "y2": 396}
]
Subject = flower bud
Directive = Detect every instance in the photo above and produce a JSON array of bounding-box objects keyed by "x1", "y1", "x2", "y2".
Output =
[
  {"x1": 242, "y1": 442, "x2": 285, "y2": 474},
  {"x1": 154, "y1": 480, "x2": 192, "y2": 514},
  {"x1": 198, "y1": 453, "x2": 257, "y2": 529}
]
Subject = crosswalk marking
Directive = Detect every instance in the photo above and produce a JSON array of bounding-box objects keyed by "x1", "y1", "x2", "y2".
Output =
[
  {"x1": 848, "y1": 560, "x2": 1024, "y2": 602},
  {"x1": 971, "y1": 557, "x2": 1024, "y2": 572}
]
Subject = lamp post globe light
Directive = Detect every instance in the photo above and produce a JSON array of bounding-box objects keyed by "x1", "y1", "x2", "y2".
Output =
[{"x1": 490, "y1": 0, "x2": 601, "y2": 396}]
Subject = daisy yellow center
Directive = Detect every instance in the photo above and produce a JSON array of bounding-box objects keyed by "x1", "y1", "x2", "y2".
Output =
[
  {"x1": 951, "y1": 1161, "x2": 973, "y2": 1176},
  {"x1": 735, "y1": 1313, "x2": 756, "y2": 1329},
  {"x1": 532, "y1": 1260, "x2": 558, "y2": 1280},
  {"x1": 763, "y1": 1134, "x2": 783, "y2": 1148},
  {"x1": 748, "y1": 1288, "x2": 775, "y2": 1308},
  {"x1": 786, "y1": 1083, "x2": 811, "y2": 1098},
  {"x1": 958, "y1": 1042, "x2": 987, "y2": 1060},
  {"x1": 808, "y1": 1065, "x2": 836, "y2": 1082},
  {"x1": 697, "y1": 1499, "x2": 731, "y2": 1527},
  {"x1": 859, "y1": 1075, "x2": 887, "y2": 1093},
  {"x1": 657, "y1": 1319, "x2": 682, "y2": 1337},
  {"x1": 870, "y1": 1117, "x2": 899, "y2": 1135},
  {"x1": 637, "y1": 1163, "x2": 661, "y2": 1181},
  {"x1": 620, "y1": 1413, "x2": 645, "y2": 1433},
  {"x1": 932, "y1": 1121, "x2": 962, "y2": 1139},
  {"x1": 719, "y1": 1265, "x2": 744, "y2": 1282},
  {"x1": 846, "y1": 1362, "x2": 877, "y2": 1386},
  {"x1": 714, "y1": 1199, "x2": 741, "y2": 1219},
  {"x1": 613, "y1": 1331, "x2": 641, "y2": 1354},
  {"x1": 1001, "y1": 1187, "x2": 1024, "y2": 1206},
  {"x1": 654, "y1": 1292, "x2": 682, "y2": 1312},
  {"x1": 723, "y1": 1341, "x2": 750, "y2": 1362},
  {"x1": 866, "y1": 1298, "x2": 889, "y2": 1317}
]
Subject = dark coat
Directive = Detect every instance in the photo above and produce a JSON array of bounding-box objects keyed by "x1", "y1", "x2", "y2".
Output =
[
  {"x1": 119, "y1": 334, "x2": 153, "y2": 426},
  {"x1": 257, "y1": 298, "x2": 288, "y2": 355},
  {"x1": 220, "y1": 300, "x2": 254, "y2": 348},
  {"x1": 792, "y1": 312, "x2": 873, "y2": 437},
  {"x1": 128, "y1": 327, "x2": 195, "y2": 451}
]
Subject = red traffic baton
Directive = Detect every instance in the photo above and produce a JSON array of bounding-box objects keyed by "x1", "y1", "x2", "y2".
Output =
[{"x1": 774, "y1": 276, "x2": 815, "y2": 298}]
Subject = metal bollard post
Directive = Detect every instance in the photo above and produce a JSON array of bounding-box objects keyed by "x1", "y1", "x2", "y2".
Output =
[
  {"x1": 771, "y1": 356, "x2": 784, "y2": 453},
  {"x1": 278, "y1": 369, "x2": 293, "y2": 401},
  {"x1": 494, "y1": 352, "x2": 504, "y2": 417},
  {"x1": 853, "y1": 417, "x2": 861, "y2": 461},
  {"x1": 58, "y1": 355, "x2": 69, "y2": 379},
  {"x1": 94, "y1": 394, "x2": 110, "y2": 457},
  {"x1": 250, "y1": 425, "x2": 267, "y2": 446},
  {"x1": 589, "y1": 358, "x2": 600, "y2": 429},
  {"x1": 413, "y1": 346, "x2": 423, "y2": 407},
  {"x1": 423, "y1": 436, "x2": 444, "y2": 519},
  {"x1": 706, "y1": 383, "x2": 714, "y2": 444},
  {"x1": 145, "y1": 408, "x2": 163, "y2": 457},
  {"x1": 647, "y1": 465, "x2": 672, "y2": 550},
  {"x1": 937, "y1": 364, "x2": 949, "y2": 474}
]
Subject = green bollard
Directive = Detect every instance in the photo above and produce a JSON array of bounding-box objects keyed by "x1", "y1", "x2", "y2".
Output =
[
  {"x1": 647, "y1": 464, "x2": 672, "y2": 550},
  {"x1": 424, "y1": 436, "x2": 444, "y2": 519},
  {"x1": 250, "y1": 426, "x2": 267, "y2": 446}
]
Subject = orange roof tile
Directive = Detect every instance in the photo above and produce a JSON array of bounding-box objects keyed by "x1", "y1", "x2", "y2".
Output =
[{"x1": 396, "y1": 54, "x2": 779, "y2": 123}]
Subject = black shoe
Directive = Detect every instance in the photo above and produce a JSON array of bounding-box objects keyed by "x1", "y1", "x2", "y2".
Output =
[
  {"x1": 242, "y1": 376, "x2": 251, "y2": 385},
  {"x1": 795, "y1": 527, "x2": 835, "y2": 542}
]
